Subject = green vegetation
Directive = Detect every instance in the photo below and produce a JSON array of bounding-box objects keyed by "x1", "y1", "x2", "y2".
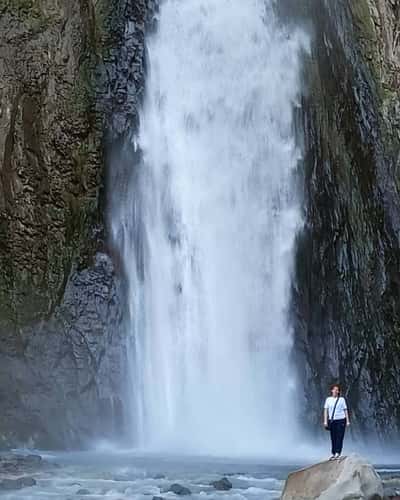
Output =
[
  {"x1": 4, "y1": 0, "x2": 43, "y2": 19},
  {"x1": 350, "y1": 0, "x2": 377, "y2": 44},
  {"x1": 350, "y1": 0, "x2": 394, "y2": 104},
  {"x1": 93, "y1": 0, "x2": 119, "y2": 54}
]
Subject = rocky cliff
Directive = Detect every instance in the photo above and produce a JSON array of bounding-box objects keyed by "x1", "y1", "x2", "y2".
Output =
[
  {"x1": 0, "y1": 0, "x2": 152, "y2": 448},
  {"x1": 292, "y1": 0, "x2": 400, "y2": 440}
]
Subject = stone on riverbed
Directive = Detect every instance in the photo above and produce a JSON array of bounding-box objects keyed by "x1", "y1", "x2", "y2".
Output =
[
  {"x1": 0, "y1": 454, "x2": 42, "y2": 472},
  {"x1": 0, "y1": 452, "x2": 58, "y2": 493},
  {"x1": 76, "y1": 488, "x2": 91, "y2": 495},
  {"x1": 23, "y1": 455, "x2": 42, "y2": 465},
  {"x1": 211, "y1": 477, "x2": 233, "y2": 490},
  {"x1": 0, "y1": 476, "x2": 36, "y2": 490},
  {"x1": 168, "y1": 483, "x2": 192, "y2": 495},
  {"x1": 281, "y1": 454, "x2": 384, "y2": 500},
  {"x1": 0, "y1": 452, "x2": 56, "y2": 476}
]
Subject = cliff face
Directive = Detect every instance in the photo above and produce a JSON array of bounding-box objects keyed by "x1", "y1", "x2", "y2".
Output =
[
  {"x1": 0, "y1": 0, "x2": 151, "y2": 448},
  {"x1": 0, "y1": 0, "x2": 103, "y2": 342},
  {"x1": 292, "y1": 0, "x2": 400, "y2": 440}
]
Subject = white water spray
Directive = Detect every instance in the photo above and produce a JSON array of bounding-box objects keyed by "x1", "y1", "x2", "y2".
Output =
[{"x1": 112, "y1": 0, "x2": 308, "y2": 456}]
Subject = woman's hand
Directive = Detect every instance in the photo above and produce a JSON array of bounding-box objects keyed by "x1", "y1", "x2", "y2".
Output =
[{"x1": 346, "y1": 421, "x2": 351, "y2": 427}]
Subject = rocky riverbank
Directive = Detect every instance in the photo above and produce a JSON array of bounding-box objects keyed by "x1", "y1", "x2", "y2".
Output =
[{"x1": 0, "y1": 452, "x2": 57, "y2": 492}]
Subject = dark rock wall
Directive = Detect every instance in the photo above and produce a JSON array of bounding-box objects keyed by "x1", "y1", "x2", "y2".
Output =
[
  {"x1": 292, "y1": 0, "x2": 400, "y2": 440},
  {"x1": 0, "y1": 0, "x2": 152, "y2": 448}
]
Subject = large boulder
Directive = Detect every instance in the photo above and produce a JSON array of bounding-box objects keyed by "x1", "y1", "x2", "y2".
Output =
[
  {"x1": 168, "y1": 483, "x2": 192, "y2": 496},
  {"x1": 211, "y1": 477, "x2": 233, "y2": 491},
  {"x1": 281, "y1": 454, "x2": 384, "y2": 500}
]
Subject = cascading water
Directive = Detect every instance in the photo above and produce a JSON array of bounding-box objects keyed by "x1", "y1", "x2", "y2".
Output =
[{"x1": 112, "y1": 0, "x2": 308, "y2": 456}]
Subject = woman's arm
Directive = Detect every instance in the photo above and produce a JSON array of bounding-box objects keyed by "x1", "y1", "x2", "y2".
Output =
[
  {"x1": 345, "y1": 409, "x2": 350, "y2": 426},
  {"x1": 323, "y1": 408, "x2": 328, "y2": 427}
]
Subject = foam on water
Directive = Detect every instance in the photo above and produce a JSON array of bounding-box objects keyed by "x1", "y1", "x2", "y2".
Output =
[
  {"x1": 4, "y1": 449, "x2": 400, "y2": 499},
  {"x1": 0, "y1": 453, "x2": 290, "y2": 500}
]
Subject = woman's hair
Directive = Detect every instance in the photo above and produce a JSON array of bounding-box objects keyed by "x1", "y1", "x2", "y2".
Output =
[{"x1": 330, "y1": 383, "x2": 341, "y2": 394}]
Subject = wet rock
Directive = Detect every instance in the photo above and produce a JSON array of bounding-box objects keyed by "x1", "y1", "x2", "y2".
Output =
[
  {"x1": 281, "y1": 454, "x2": 384, "y2": 500},
  {"x1": 153, "y1": 496, "x2": 165, "y2": 500},
  {"x1": 76, "y1": 489, "x2": 91, "y2": 495},
  {"x1": 23, "y1": 455, "x2": 42, "y2": 465},
  {"x1": 0, "y1": 252, "x2": 126, "y2": 448},
  {"x1": 211, "y1": 477, "x2": 233, "y2": 491},
  {"x1": 0, "y1": 476, "x2": 36, "y2": 490},
  {"x1": 0, "y1": 453, "x2": 49, "y2": 475},
  {"x1": 288, "y1": 0, "x2": 400, "y2": 439},
  {"x1": 168, "y1": 483, "x2": 192, "y2": 496},
  {"x1": 0, "y1": 0, "x2": 155, "y2": 449}
]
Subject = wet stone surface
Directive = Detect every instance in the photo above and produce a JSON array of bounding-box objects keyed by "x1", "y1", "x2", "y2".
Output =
[
  {"x1": 210, "y1": 477, "x2": 233, "y2": 491},
  {"x1": 0, "y1": 453, "x2": 56, "y2": 491}
]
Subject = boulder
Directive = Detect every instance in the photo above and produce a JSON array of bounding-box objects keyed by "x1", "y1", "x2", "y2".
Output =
[
  {"x1": 281, "y1": 454, "x2": 384, "y2": 500},
  {"x1": 211, "y1": 477, "x2": 233, "y2": 491},
  {"x1": 168, "y1": 483, "x2": 192, "y2": 495}
]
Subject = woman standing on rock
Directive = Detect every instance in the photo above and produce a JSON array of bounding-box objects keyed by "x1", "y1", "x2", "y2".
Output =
[{"x1": 323, "y1": 384, "x2": 350, "y2": 460}]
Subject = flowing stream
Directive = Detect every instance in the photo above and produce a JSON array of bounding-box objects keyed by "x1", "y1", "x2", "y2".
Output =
[
  {"x1": 112, "y1": 0, "x2": 308, "y2": 456},
  {"x1": 2, "y1": 450, "x2": 400, "y2": 500},
  {"x1": 0, "y1": 451, "x2": 304, "y2": 500}
]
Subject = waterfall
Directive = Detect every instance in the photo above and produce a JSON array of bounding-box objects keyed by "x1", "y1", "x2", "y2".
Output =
[{"x1": 111, "y1": 0, "x2": 308, "y2": 456}]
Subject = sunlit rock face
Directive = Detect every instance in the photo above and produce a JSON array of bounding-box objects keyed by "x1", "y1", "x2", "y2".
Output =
[{"x1": 289, "y1": 0, "x2": 400, "y2": 440}]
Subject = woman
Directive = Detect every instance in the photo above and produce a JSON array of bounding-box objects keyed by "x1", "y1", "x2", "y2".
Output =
[{"x1": 323, "y1": 384, "x2": 350, "y2": 460}]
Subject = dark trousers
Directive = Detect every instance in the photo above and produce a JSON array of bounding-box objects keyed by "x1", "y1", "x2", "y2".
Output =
[{"x1": 330, "y1": 418, "x2": 346, "y2": 454}]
